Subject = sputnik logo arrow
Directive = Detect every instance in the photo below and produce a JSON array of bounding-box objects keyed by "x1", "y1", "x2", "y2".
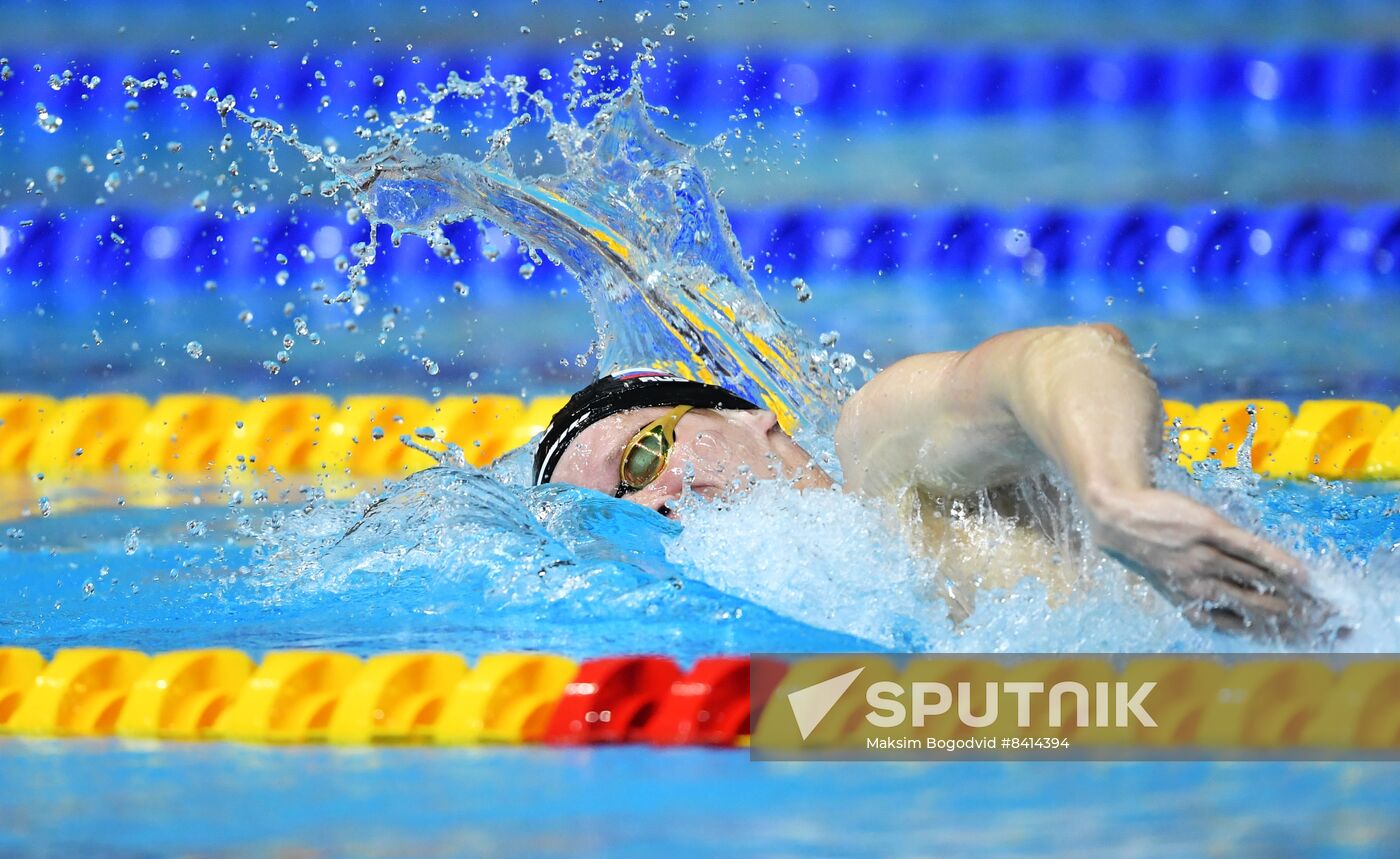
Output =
[{"x1": 787, "y1": 667, "x2": 865, "y2": 740}]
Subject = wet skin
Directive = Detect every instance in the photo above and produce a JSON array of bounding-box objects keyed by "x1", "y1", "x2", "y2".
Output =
[
  {"x1": 550, "y1": 406, "x2": 833, "y2": 516},
  {"x1": 550, "y1": 324, "x2": 1339, "y2": 644}
]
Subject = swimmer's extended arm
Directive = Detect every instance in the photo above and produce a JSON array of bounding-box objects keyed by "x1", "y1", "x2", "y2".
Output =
[{"x1": 835, "y1": 324, "x2": 1335, "y2": 642}]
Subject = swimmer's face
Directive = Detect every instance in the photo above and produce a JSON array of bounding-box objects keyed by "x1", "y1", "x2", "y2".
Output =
[{"x1": 549, "y1": 407, "x2": 833, "y2": 516}]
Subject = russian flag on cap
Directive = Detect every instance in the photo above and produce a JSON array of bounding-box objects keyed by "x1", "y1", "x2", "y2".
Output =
[{"x1": 612, "y1": 368, "x2": 683, "y2": 381}]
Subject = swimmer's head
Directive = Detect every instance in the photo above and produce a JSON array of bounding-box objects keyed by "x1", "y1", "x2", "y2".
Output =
[{"x1": 533, "y1": 369, "x2": 831, "y2": 514}]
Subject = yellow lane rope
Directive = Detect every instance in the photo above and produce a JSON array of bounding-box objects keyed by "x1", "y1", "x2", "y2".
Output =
[
  {"x1": 0, "y1": 394, "x2": 1395, "y2": 488},
  {"x1": 0, "y1": 647, "x2": 1395, "y2": 751}
]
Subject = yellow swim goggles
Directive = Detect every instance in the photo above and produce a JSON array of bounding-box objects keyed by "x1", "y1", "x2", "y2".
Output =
[{"x1": 614, "y1": 405, "x2": 694, "y2": 497}]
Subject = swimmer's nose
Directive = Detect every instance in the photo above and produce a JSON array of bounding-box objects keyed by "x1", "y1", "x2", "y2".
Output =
[{"x1": 725, "y1": 408, "x2": 779, "y2": 435}]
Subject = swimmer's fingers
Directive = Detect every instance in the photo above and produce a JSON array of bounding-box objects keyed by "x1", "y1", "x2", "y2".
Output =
[
  {"x1": 1181, "y1": 601, "x2": 1249, "y2": 636},
  {"x1": 1203, "y1": 526, "x2": 1312, "y2": 590},
  {"x1": 1202, "y1": 534, "x2": 1340, "y2": 629},
  {"x1": 1090, "y1": 487, "x2": 1341, "y2": 641},
  {"x1": 1190, "y1": 512, "x2": 1339, "y2": 629},
  {"x1": 1111, "y1": 548, "x2": 1289, "y2": 636},
  {"x1": 1184, "y1": 556, "x2": 1333, "y2": 643},
  {"x1": 1180, "y1": 602, "x2": 1269, "y2": 639},
  {"x1": 1207, "y1": 550, "x2": 1303, "y2": 604},
  {"x1": 1179, "y1": 584, "x2": 1292, "y2": 642},
  {"x1": 1124, "y1": 553, "x2": 1323, "y2": 643}
]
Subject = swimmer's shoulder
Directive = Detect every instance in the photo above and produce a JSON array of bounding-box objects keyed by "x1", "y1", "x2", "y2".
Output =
[{"x1": 835, "y1": 351, "x2": 965, "y2": 496}]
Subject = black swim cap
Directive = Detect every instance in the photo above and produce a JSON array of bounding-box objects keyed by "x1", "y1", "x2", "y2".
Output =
[{"x1": 532, "y1": 368, "x2": 761, "y2": 486}]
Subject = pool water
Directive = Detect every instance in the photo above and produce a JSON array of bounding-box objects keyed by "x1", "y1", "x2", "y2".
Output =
[
  {"x1": 2, "y1": 747, "x2": 1397, "y2": 857},
  {"x1": 3, "y1": 453, "x2": 1397, "y2": 661}
]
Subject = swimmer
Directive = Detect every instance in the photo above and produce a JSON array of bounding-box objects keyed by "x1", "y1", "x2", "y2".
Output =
[{"x1": 533, "y1": 324, "x2": 1337, "y2": 643}]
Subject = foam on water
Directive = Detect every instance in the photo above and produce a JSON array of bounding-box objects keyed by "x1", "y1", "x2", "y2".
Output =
[
  {"x1": 209, "y1": 437, "x2": 1397, "y2": 656},
  {"x1": 663, "y1": 450, "x2": 1399, "y2": 652}
]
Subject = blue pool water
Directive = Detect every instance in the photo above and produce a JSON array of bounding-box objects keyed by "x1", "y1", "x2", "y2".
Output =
[
  {"x1": 2, "y1": 747, "x2": 1398, "y2": 857},
  {"x1": 4, "y1": 0, "x2": 1400, "y2": 855},
  {"x1": 3, "y1": 453, "x2": 1398, "y2": 661}
]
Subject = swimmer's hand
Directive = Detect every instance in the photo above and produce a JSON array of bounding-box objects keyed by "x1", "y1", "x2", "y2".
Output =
[{"x1": 1087, "y1": 487, "x2": 1338, "y2": 643}]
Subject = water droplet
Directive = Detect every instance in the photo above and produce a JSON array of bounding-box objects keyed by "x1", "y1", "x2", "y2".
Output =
[
  {"x1": 34, "y1": 102, "x2": 63, "y2": 133},
  {"x1": 185, "y1": 340, "x2": 204, "y2": 359}
]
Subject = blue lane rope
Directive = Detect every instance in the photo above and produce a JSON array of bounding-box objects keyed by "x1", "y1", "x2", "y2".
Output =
[
  {"x1": 2, "y1": 204, "x2": 1397, "y2": 313},
  {"x1": 3, "y1": 44, "x2": 1400, "y2": 126}
]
